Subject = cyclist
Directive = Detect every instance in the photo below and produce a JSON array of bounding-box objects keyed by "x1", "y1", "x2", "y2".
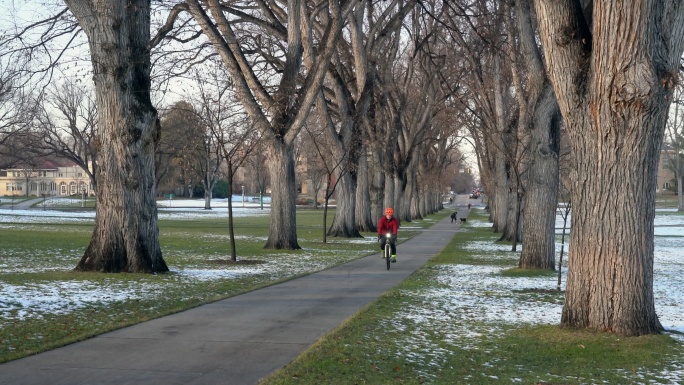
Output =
[{"x1": 378, "y1": 207, "x2": 399, "y2": 263}]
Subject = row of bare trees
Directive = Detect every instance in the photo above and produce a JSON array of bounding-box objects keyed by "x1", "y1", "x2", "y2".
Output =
[
  {"x1": 1, "y1": 1, "x2": 466, "y2": 265},
  {"x1": 441, "y1": 0, "x2": 684, "y2": 337},
  {"x1": 3, "y1": 0, "x2": 682, "y2": 337}
]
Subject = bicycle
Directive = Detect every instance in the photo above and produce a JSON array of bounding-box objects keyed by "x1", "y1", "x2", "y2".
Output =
[{"x1": 384, "y1": 232, "x2": 392, "y2": 270}]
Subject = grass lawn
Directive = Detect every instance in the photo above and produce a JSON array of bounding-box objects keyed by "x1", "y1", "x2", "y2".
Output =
[
  {"x1": 2, "y1": 206, "x2": 683, "y2": 384},
  {"x1": 260, "y1": 209, "x2": 684, "y2": 385},
  {"x1": 0, "y1": 207, "x2": 430, "y2": 363}
]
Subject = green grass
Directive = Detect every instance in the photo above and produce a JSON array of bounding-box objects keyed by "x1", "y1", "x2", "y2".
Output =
[
  {"x1": 656, "y1": 193, "x2": 681, "y2": 208},
  {"x1": 3, "y1": 206, "x2": 683, "y2": 383},
  {"x1": 260, "y1": 208, "x2": 684, "y2": 385},
  {"x1": 0, "y1": 207, "x2": 436, "y2": 363}
]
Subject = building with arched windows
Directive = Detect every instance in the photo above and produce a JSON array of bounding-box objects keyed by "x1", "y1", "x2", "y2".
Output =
[{"x1": 0, "y1": 159, "x2": 93, "y2": 197}]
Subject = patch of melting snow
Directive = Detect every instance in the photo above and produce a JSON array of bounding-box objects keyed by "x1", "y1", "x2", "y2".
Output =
[
  {"x1": 3, "y1": 207, "x2": 684, "y2": 382},
  {"x1": 0, "y1": 249, "x2": 361, "y2": 323},
  {"x1": 0, "y1": 198, "x2": 270, "y2": 224},
  {"x1": 1, "y1": 280, "x2": 167, "y2": 320},
  {"x1": 379, "y1": 216, "x2": 684, "y2": 383}
]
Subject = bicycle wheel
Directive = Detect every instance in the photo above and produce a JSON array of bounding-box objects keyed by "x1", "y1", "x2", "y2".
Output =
[{"x1": 385, "y1": 244, "x2": 391, "y2": 270}]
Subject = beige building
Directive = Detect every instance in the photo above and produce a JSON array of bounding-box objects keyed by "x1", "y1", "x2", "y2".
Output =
[
  {"x1": 0, "y1": 159, "x2": 93, "y2": 197},
  {"x1": 657, "y1": 149, "x2": 677, "y2": 193}
]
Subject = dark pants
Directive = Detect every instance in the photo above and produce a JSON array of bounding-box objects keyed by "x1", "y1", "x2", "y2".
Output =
[{"x1": 379, "y1": 235, "x2": 396, "y2": 256}]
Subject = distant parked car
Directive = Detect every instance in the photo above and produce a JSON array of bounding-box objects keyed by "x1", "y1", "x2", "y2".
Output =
[{"x1": 469, "y1": 193, "x2": 478, "y2": 199}]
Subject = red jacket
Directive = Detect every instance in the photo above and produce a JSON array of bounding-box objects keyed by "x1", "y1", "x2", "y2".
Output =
[{"x1": 378, "y1": 216, "x2": 399, "y2": 236}]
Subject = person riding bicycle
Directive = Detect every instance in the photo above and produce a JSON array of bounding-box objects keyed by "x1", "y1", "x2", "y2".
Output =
[{"x1": 378, "y1": 207, "x2": 399, "y2": 263}]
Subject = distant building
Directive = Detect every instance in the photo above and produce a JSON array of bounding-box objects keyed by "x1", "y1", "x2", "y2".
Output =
[
  {"x1": 0, "y1": 159, "x2": 93, "y2": 197},
  {"x1": 657, "y1": 148, "x2": 677, "y2": 193}
]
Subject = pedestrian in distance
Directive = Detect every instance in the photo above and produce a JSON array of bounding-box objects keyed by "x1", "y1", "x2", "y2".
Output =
[
  {"x1": 450, "y1": 212, "x2": 458, "y2": 223},
  {"x1": 378, "y1": 207, "x2": 399, "y2": 263}
]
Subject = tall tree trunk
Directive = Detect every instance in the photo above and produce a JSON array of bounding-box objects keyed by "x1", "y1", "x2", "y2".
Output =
[
  {"x1": 384, "y1": 172, "x2": 396, "y2": 214},
  {"x1": 204, "y1": 189, "x2": 212, "y2": 209},
  {"x1": 491, "y1": 54, "x2": 510, "y2": 235},
  {"x1": 502, "y1": 175, "x2": 520, "y2": 242},
  {"x1": 533, "y1": 0, "x2": 684, "y2": 335},
  {"x1": 264, "y1": 139, "x2": 300, "y2": 249},
  {"x1": 492, "y1": 157, "x2": 510, "y2": 233},
  {"x1": 182, "y1": 0, "x2": 343, "y2": 250},
  {"x1": 678, "y1": 174, "x2": 683, "y2": 211},
  {"x1": 509, "y1": 0, "x2": 561, "y2": 269},
  {"x1": 227, "y1": 166, "x2": 237, "y2": 261},
  {"x1": 520, "y1": 85, "x2": 561, "y2": 269},
  {"x1": 69, "y1": 0, "x2": 167, "y2": 273},
  {"x1": 370, "y1": 146, "x2": 385, "y2": 223},
  {"x1": 327, "y1": 173, "x2": 361, "y2": 237},
  {"x1": 563, "y1": 111, "x2": 664, "y2": 335},
  {"x1": 355, "y1": 145, "x2": 376, "y2": 232}
]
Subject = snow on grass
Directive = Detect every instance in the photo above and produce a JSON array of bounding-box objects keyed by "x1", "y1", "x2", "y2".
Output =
[
  {"x1": 377, "y1": 212, "x2": 684, "y2": 383},
  {"x1": 2, "y1": 205, "x2": 684, "y2": 382},
  {"x1": 0, "y1": 247, "x2": 369, "y2": 323},
  {"x1": 1, "y1": 279, "x2": 168, "y2": 320},
  {"x1": 0, "y1": 198, "x2": 271, "y2": 224}
]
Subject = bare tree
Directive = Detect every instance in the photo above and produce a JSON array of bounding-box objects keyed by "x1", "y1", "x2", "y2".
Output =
[
  {"x1": 663, "y1": 83, "x2": 684, "y2": 210},
  {"x1": 157, "y1": 102, "x2": 196, "y2": 196},
  {"x1": 0, "y1": 61, "x2": 38, "y2": 148},
  {"x1": 298, "y1": 129, "x2": 327, "y2": 209},
  {"x1": 442, "y1": 1, "x2": 520, "y2": 239},
  {"x1": 303, "y1": 123, "x2": 349, "y2": 243},
  {"x1": 308, "y1": 0, "x2": 416, "y2": 236},
  {"x1": 66, "y1": 0, "x2": 168, "y2": 273},
  {"x1": 243, "y1": 141, "x2": 269, "y2": 210},
  {"x1": 504, "y1": 0, "x2": 562, "y2": 266},
  {"x1": 533, "y1": 0, "x2": 684, "y2": 335},
  {"x1": 154, "y1": 0, "x2": 347, "y2": 249},
  {"x1": 193, "y1": 62, "x2": 262, "y2": 260},
  {"x1": 1, "y1": 2, "x2": 169, "y2": 273},
  {"x1": 33, "y1": 80, "x2": 98, "y2": 191}
]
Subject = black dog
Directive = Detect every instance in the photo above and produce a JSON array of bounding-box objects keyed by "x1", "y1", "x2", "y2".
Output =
[
  {"x1": 450, "y1": 212, "x2": 458, "y2": 223},
  {"x1": 460, "y1": 217, "x2": 466, "y2": 224}
]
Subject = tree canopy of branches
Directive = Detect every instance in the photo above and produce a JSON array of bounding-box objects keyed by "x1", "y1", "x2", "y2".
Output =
[{"x1": 155, "y1": 0, "x2": 347, "y2": 249}]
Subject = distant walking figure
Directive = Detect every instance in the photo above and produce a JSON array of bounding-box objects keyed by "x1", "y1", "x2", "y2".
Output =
[
  {"x1": 467, "y1": 203, "x2": 471, "y2": 210},
  {"x1": 450, "y1": 212, "x2": 458, "y2": 223}
]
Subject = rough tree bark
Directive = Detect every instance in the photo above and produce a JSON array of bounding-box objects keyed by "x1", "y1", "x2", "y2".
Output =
[
  {"x1": 508, "y1": 0, "x2": 562, "y2": 269},
  {"x1": 519, "y1": 85, "x2": 561, "y2": 269},
  {"x1": 533, "y1": 0, "x2": 684, "y2": 335},
  {"x1": 355, "y1": 144, "x2": 375, "y2": 232},
  {"x1": 68, "y1": 0, "x2": 168, "y2": 273}
]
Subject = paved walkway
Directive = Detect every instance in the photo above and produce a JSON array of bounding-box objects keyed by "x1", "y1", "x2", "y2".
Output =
[
  {"x1": 0, "y1": 197, "x2": 45, "y2": 210},
  {"x1": 0, "y1": 202, "x2": 471, "y2": 385}
]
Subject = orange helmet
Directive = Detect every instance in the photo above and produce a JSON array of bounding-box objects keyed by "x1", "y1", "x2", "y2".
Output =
[{"x1": 385, "y1": 207, "x2": 394, "y2": 215}]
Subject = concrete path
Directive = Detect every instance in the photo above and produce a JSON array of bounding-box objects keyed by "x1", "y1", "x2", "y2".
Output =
[
  {"x1": 0, "y1": 204, "x2": 471, "y2": 385},
  {"x1": 0, "y1": 197, "x2": 45, "y2": 210}
]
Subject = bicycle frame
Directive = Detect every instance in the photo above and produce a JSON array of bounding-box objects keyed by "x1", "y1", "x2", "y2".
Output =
[{"x1": 384, "y1": 232, "x2": 392, "y2": 270}]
